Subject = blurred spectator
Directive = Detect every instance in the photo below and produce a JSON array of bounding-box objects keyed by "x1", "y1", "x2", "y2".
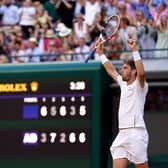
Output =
[
  {"x1": 13, "y1": 25, "x2": 22, "y2": 33},
  {"x1": 43, "y1": 0, "x2": 59, "y2": 23},
  {"x1": 74, "y1": 0, "x2": 86, "y2": 16},
  {"x1": 5, "y1": 27, "x2": 28, "y2": 56},
  {"x1": 6, "y1": 31, "x2": 17, "y2": 55},
  {"x1": 58, "y1": 42, "x2": 73, "y2": 61},
  {"x1": 151, "y1": 0, "x2": 166, "y2": 8},
  {"x1": 33, "y1": 1, "x2": 41, "y2": 8},
  {"x1": 148, "y1": 0, "x2": 168, "y2": 26},
  {"x1": 139, "y1": 27, "x2": 157, "y2": 59},
  {"x1": 103, "y1": 0, "x2": 120, "y2": 17},
  {"x1": 134, "y1": 11, "x2": 157, "y2": 58},
  {"x1": 0, "y1": 54, "x2": 8, "y2": 63},
  {"x1": 55, "y1": 22, "x2": 66, "y2": 35},
  {"x1": 126, "y1": 0, "x2": 152, "y2": 20},
  {"x1": 88, "y1": 12, "x2": 105, "y2": 43},
  {"x1": 58, "y1": 23, "x2": 75, "y2": 49},
  {"x1": 25, "y1": 37, "x2": 42, "y2": 62},
  {"x1": 73, "y1": 12, "x2": 90, "y2": 45},
  {"x1": 18, "y1": 0, "x2": 36, "y2": 39},
  {"x1": 155, "y1": 15, "x2": 168, "y2": 58},
  {"x1": 16, "y1": 31, "x2": 29, "y2": 50},
  {"x1": 43, "y1": 40, "x2": 59, "y2": 61},
  {"x1": 84, "y1": 0, "x2": 101, "y2": 26},
  {"x1": 118, "y1": 17, "x2": 138, "y2": 51},
  {"x1": 133, "y1": 9, "x2": 146, "y2": 26},
  {"x1": 42, "y1": 29, "x2": 60, "y2": 52},
  {"x1": 120, "y1": 52, "x2": 133, "y2": 60},
  {"x1": 118, "y1": 1, "x2": 133, "y2": 24},
  {"x1": 10, "y1": 40, "x2": 27, "y2": 63},
  {"x1": 104, "y1": 36, "x2": 123, "y2": 60},
  {"x1": 35, "y1": 5, "x2": 53, "y2": 29},
  {"x1": 74, "y1": 36, "x2": 90, "y2": 61},
  {"x1": 56, "y1": 0, "x2": 76, "y2": 28},
  {"x1": 0, "y1": 0, "x2": 19, "y2": 26},
  {"x1": 32, "y1": 22, "x2": 44, "y2": 39},
  {"x1": 14, "y1": 0, "x2": 23, "y2": 7},
  {"x1": 118, "y1": 0, "x2": 136, "y2": 19},
  {"x1": 0, "y1": 31, "x2": 7, "y2": 55}
]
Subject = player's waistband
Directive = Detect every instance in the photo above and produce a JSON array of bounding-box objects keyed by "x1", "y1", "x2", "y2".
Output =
[{"x1": 119, "y1": 126, "x2": 146, "y2": 131}]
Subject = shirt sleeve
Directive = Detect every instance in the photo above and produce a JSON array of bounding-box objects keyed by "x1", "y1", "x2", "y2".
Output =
[
  {"x1": 136, "y1": 78, "x2": 148, "y2": 94},
  {"x1": 117, "y1": 75, "x2": 123, "y2": 88}
]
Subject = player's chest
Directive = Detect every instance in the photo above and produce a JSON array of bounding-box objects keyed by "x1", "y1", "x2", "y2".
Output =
[{"x1": 121, "y1": 84, "x2": 136, "y2": 99}]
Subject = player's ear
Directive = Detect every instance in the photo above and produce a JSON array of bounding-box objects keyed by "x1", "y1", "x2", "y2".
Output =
[{"x1": 132, "y1": 69, "x2": 137, "y2": 77}]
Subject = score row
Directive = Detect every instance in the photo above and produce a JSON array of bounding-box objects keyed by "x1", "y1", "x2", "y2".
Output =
[
  {"x1": 23, "y1": 131, "x2": 87, "y2": 144},
  {"x1": 40, "y1": 105, "x2": 87, "y2": 117},
  {"x1": 23, "y1": 105, "x2": 89, "y2": 119}
]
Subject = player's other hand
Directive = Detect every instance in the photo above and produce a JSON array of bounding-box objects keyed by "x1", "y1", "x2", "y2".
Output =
[
  {"x1": 127, "y1": 38, "x2": 137, "y2": 51},
  {"x1": 95, "y1": 37, "x2": 104, "y2": 56}
]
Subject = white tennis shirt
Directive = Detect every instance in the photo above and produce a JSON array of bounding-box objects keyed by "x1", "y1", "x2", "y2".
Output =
[{"x1": 117, "y1": 75, "x2": 148, "y2": 129}]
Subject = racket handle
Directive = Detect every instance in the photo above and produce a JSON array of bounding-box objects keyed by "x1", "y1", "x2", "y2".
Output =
[{"x1": 85, "y1": 48, "x2": 96, "y2": 63}]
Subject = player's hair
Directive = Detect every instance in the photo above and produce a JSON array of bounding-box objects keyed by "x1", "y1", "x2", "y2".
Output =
[
  {"x1": 124, "y1": 59, "x2": 136, "y2": 70},
  {"x1": 124, "y1": 59, "x2": 137, "y2": 76}
]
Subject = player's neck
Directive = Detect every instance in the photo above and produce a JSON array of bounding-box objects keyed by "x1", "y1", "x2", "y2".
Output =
[{"x1": 127, "y1": 78, "x2": 136, "y2": 85}]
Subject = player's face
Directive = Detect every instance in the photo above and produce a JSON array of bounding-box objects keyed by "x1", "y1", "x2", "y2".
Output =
[{"x1": 120, "y1": 63, "x2": 132, "y2": 81}]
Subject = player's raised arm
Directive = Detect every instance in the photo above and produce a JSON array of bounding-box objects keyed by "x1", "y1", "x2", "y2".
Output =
[
  {"x1": 95, "y1": 38, "x2": 119, "y2": 82},
  {"x1": 127, "y1": 38, "x2": 145, "y2": 88}
]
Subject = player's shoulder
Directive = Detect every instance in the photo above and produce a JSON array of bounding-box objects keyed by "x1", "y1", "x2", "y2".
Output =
[
  {"x1": 117, "y1": 75, "x2": 126, "y2": 87},
  {"x1": 135, "y1": 78, "x2": 148, "y2": 92}
]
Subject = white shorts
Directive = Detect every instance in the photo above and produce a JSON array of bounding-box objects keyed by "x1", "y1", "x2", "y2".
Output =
[{"x1": 110, "y1": 127, "x2": 149, "y2": 164}]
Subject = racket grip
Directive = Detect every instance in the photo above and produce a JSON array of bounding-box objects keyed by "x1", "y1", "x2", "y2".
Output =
[{"x1": 85, "y1": 48, "x2": 96, "y2": 63}]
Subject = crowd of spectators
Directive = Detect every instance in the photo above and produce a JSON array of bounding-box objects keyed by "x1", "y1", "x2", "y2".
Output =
[{"x1": 0, "y1": 0, "x2": 168, "y2": 63}]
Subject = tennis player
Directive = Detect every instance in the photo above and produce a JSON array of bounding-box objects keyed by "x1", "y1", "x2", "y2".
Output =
[{"x1": 96, "y1": 38, "x2": 149, "y2": 168}]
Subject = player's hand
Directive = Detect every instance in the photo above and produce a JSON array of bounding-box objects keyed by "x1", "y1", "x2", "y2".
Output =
[
  {"x1": 95, "y1": 36, "x2": 104, "y2": 56},
  {"x1": 127, "y1": 38, "x2": 137, "y2": 51}
]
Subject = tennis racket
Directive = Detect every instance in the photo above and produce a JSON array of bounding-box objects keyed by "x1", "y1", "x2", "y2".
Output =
[{"x1": 85, "y1": 14, "x2": 120, "y2": 63}]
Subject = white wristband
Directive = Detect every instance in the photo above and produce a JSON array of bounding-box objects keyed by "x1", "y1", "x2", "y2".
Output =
[
  {"x1": 133, "y1": 51, "x2": 141, "y2": 61},
  {"x1": 100, "y1": 54, "x2": 108, "y2": 64}
]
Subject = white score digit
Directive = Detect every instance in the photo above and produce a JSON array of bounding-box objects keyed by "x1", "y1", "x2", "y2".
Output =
[
  {"x1": 40, "y1": 133, "x2": 47, "y2": 143},
  {"x1": 79, "y1": 105, "x2": 86, "y2": 116},
  {"x1": 77, "y1": 81, "x2": 85, "y2": 90},
  {"x1": 79, "y1": 132, "x2": 86, "y2": 143},
  {"x1": 59, "y1": 105, "x2": 67, "y2": 116},
  {"x1": 69, "y1": 132, "x2": 76, "y2": 143},
  {"x1": 50, "y1": 106, "x2": 57, "y2": 116},
  {"x1": 40, "y1": 106, "x2": 48, "y2": 117},
  {"x1": 60, "y1": 133, "x2": 66, "y2": 143},
  {"x1": 69, "y1": 106, "x2": 76, "y2": 116},
  {"x1": 49, "y1": 132, "x2": 57, "y2": 143},
  {"x1": 70, "y1": 81, "x2": 75, "y2": 90}
]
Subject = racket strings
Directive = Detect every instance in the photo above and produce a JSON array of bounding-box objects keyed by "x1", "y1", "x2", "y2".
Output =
[
  {"x1": 104, "y1": 16, "x2": 119, "y2": 38},
  {"x1": 84, "y1": 15, "x2": 120, "y2": 62}
]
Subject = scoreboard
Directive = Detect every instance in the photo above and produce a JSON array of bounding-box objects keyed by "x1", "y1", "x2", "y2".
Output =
[{"x1": 0, "y1": 62, "x2": 112, "y2": 168}]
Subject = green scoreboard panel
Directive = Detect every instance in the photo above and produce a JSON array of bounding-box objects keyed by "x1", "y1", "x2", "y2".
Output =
[{"x1": 0, "y1": 62, "x2": 111, "y2": 168}]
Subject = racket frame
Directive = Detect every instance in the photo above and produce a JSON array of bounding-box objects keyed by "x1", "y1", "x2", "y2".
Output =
[
  {"x1": 85, "y1": 14, "x2": 120, "y2": 63},
  {"x1": 95, "y1": 14, "x2": 120, "y2": 48}
]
